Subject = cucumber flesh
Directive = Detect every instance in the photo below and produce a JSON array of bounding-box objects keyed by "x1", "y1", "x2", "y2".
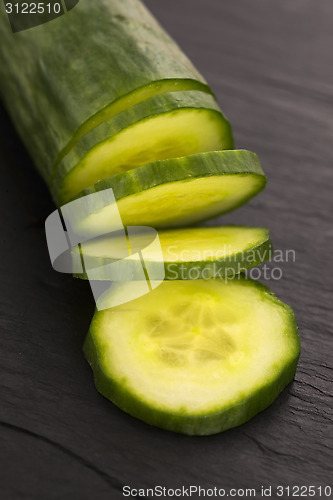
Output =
[
  {"x1": 75, "y1": 226, "x2": 272, "y2": 280},
  {"x1": 54, "y1": 91, "x2": 232, "y2": 204},
  {"x1": 117, "y1": 172, "x2": 262, "y2": 228},
  {"x1": 69, "y1": 150, "x2": 266, "y2": 233},
  {"x1": 55, "y1": 79, "x2": 214, "y2": 168},
  {"x1": 84, "y1": 277, "x2": 300, "y2": 435}
]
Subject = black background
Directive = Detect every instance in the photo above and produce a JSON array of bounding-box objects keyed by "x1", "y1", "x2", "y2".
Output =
[{"x1": 0, "y1": 0, "x2": 332, "y2": 498}]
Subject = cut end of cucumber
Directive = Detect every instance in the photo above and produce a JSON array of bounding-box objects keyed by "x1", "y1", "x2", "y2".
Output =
[
  {"x1": 59, "y1": 108, "x2": 233, "y2": 204},
  {"x1": 55, "y1": 79, "x2": 215, "y2": 167},
  {"x1": 76, "y1": 174, "x2": 265, "y2": 233},
  {"x1": 84, "y1": 278, "x2": 300, "y2": 435},
  {"x1": 118, "y1": 172, "x2": 264, "y2": 228},
  {"x1": 71, "y1": 150, "x2": 266, "y2": 234}
]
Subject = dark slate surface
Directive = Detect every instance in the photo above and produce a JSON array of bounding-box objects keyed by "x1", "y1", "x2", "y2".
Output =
[{"x1": 0, "y1": 1, "x2": 332, "y2": 498}]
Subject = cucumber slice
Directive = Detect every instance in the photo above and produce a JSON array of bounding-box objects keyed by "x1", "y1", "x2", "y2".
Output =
[
  {"x1": 56, "y1": 79, "x2": 214, "y2": 169},
  {"x1": 0, "y1": 0, "x2": 217, "y2": 184},
  {"x1": 84, "y1": 277, "x2": 300, "y2": 435},
  {"x1": 75, "y1": 226, "x2": 272, "y2": 281},
  {"x1": 69, "y1": 150, "x2": 266, "y2": 232},
  {"x1": 54, "y1": 91, "x2": 232, "y2": 204}
]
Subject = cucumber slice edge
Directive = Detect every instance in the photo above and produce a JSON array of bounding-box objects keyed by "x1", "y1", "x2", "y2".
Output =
[{"x1": 84, "y1": 278, "x2": 300, "y2": 435}]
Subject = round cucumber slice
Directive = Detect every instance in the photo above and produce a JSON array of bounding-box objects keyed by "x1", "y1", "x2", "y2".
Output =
[
  {"x1": 75, "y1": 226, "x2": 272, "y2": 281},
  {"x1": 53, "y1": 91, "x2": 233, "y2": 204},
  {"x1": 69, "y1": 150, "x2": 266, "y2": 233},
  {"x1": 55, "y1": 79, "x2": 214, "y2": 168},
  {"x1": 84, "y1": 277, "x2": 300, "y2": 435}
]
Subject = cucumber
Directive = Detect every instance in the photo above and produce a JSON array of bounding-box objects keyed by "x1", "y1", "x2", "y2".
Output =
[
  {"x1": 0, "y1": 0, "x2": 220, "y2": 186},
  {"x1": 84, "y1": 277, "x2": 300, "y2": 435},
  {"x1": 68, "y1": 150, "x2": 266, "y2": 233},
  {"x1": 53, "y1": 91, "x2": 233, "y2": 204},
  {"x1": 56, "y1": 80, "x2": 214, "y2": 171},
  {"x1": 75, "y1": 226, "x2": 272, "y2": 281}
]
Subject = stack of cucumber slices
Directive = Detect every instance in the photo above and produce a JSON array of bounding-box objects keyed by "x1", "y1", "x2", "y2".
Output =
[{"x1": 0, "y1": 0, "x2": 300, "y2": 435}]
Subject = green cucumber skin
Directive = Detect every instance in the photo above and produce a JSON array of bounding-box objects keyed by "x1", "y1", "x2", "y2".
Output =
[
  {"x1": 53, "y1": 91, "x2": 233, "y2": 204},
  {"x1": 0, "y1": 0, "x2": 215, "y2": 184},
  {"x1": 83, "y1": 279, "x2": 300, "y2": 436},
  {"x1": 68, "y1": 150, "x2": 266, "y2": 226},
  {"x1": 74, "y1": 232, "x2": 273, "y2": 281}
]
